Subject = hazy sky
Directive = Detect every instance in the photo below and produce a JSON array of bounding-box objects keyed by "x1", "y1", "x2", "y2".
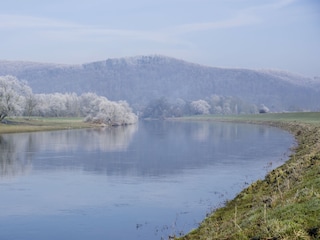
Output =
[{"x1": 1, "y1": 0, "x2": 319, "y2": 76}]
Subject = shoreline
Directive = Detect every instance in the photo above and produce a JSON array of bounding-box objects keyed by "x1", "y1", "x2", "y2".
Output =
[
  {"x1": 175, "y1": 113, "x2": 320, "y2": 239},
  {"x1": 0, "y1": 117, "x2": 99, "y2": 134}
]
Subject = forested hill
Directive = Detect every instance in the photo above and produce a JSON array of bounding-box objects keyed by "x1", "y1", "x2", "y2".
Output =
[{"x1": 0, "y1": 55, "x2": 319, "y2": 112}]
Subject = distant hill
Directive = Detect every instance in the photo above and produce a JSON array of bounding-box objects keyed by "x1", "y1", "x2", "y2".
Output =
[{"x1": 0, "y1": 55, "x2": 319, "y2": 112}]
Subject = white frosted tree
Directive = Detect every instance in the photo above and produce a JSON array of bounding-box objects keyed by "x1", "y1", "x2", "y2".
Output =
[
  {"x1": 80, "y1": 93, "x2": 137, "y2": 125},
  {"x1": 79, "y1": 92, "x2": 100, "y2": 117},
  {"x1": 65, "y1": 92, "x2": 80, "y2": 117},
  {"x1": 0, "y1": 76, "x2": 137, "y2": 125},
  {"x1": 32, "y1": 92, "x2": 82, "y2": 117},
  {"x1": 190, "y1": 100, "x2": 211, "y2": 115},
  {"x1": 33, "y1": 94, "x2": 49, "y2": 116},
  {"x1": 49, "y1": 93, "x2": 68, "y2": 117},
  {"x1": 24, "y1": 89, "x2": 37, "y2": 118},
  {"x1": 0, "y1": 76, "x2": 29, "y2": 121},
  {"x1": 207, "y1": 95, "x2": 223, "y2": 114},
  {"x1": 117, "y1": 101, "x2": 138, "y2": 124}
]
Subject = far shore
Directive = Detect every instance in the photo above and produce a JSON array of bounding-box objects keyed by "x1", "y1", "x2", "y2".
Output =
[{"x1": 0, "y1": 117, "x2": 98, "y2": 134}]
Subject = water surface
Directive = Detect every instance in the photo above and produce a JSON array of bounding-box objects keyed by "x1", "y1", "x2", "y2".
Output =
[{"x1": 0, "y1": 121, "x2": 294, "y2": 239}]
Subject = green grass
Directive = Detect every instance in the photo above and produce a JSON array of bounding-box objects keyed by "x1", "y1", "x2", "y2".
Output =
[
  {"x1": 180, "y1": 112, "x2": 320, "y2": 124},
  {"x1": 176, "y1": 112, "x2": 320, "y2": 240},
  {"x1": 0, "y1": 117, "x2": 95, "y2": 134}
]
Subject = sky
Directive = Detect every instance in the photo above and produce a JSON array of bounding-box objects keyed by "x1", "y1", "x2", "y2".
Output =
[{"x1": 1, "y1": 0, "x2": 319, "y2": 77}]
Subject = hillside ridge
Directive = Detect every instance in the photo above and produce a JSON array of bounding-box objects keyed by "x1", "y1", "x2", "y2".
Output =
[{"x1": 0, "y1": 55, "x2": 319, "y2": 112}]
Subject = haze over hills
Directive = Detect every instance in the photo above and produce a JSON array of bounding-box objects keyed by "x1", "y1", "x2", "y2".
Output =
[{"x1": 0, "y1": 55, "x2": 319, "y2": 112}]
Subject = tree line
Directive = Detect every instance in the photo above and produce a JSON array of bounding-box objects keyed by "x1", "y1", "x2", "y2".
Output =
[
  {"x1": 0, "y1": 75, "x2": 268, "y2": 124},
  {"x1": 141, "y1": 95, "x2": 260, "y2": 119},
  {"x1": 0, "y1": 75, "x2": 137, "y2": 125}
]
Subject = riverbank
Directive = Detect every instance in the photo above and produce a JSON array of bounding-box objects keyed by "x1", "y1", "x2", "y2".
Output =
[
  {"x1": 176, "y1": 112, "x2": 320, "y2": 240},
  {"x1": 0, "y1": 117, "x2": 95, "y2": 134}
]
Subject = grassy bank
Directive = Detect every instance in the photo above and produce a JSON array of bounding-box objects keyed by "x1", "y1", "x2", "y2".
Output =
[
  {"x1": 0, "y1": 117, "x2": 95, "y2": 134},
  {"x1": 176, "y1": 112, "x2": 320, "y2": 240}
]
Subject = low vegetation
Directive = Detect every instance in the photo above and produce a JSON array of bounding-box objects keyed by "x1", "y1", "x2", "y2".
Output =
[
  {"x1": 0, "y1": 117, "x2": 94, "y2": 134},
  {"x1": 176, "y1": 112, "x2": 320, "y2": 240}
]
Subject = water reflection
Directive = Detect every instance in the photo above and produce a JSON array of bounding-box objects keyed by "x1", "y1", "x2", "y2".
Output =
[
  {"x1": 0, "y1": 121, "x2": 291, "y2": 179},
  {"x1": 0, "y1": 135, "x2": 32, "y2": 177},
  {"x1": 0, "y1": 124, "x2": 137, "y2": 178}
]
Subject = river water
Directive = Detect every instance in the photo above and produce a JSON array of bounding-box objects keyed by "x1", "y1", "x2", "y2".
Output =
[{"x1": 0, "y1": 121, "x2": 294, "y2": 240}]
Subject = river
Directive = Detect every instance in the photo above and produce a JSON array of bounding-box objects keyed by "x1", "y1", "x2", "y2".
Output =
[{"x1": 0, "y1": 120, "x2": 294, "y2": 239}]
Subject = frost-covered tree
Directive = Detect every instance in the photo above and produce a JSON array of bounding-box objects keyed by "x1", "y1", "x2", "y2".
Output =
[
  {"x1": 190, "y1": 100, "x2": 211, "y2": 115},
  {"x1": 170, "y1": 98, "x2": 188, "y2": 117},
  {"x1": 65, "y1": 92, "x2": 80, "y2": 117},
  {"x1": 0, "y1": 76, "x2": 29, "y2": 121},
  {"x1": 24, "y1": 91, "x2": 37, "y2": 118},
  {"x1": 0, "y1": 76, "x2": 137, "y2": 125},
  {"x1": 32, "y1": 93, "x2": 66, "y2": 117},
  {"x1": 32, "y1": 94, "x2": 49, "y2": 117},
  {"x1": 79, "y1": 92, "x2": 101, "y2": 117},
  {"x1": 81, "y1": 93, "x2": 137, "y2": 125},
  {"x1": 48, "y1": 93, "x2": 68, "y2": 117},
  {"x1": 206, "y1": 95, "x2": 258, "y2": 115},
  {"x1": 30, "y1": 92, "x2": 137, "y2": 125},
  {"x1": 142, "y1": 97, "x2": 171, "y2": 119},
  {"x1": 115, "y1": 101, "x2": 138, "y2": 124}
]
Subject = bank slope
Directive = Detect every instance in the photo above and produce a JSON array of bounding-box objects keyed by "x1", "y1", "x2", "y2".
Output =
[{"x1": 177, "y1": 112, "x2": 320, "y2": 240}]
